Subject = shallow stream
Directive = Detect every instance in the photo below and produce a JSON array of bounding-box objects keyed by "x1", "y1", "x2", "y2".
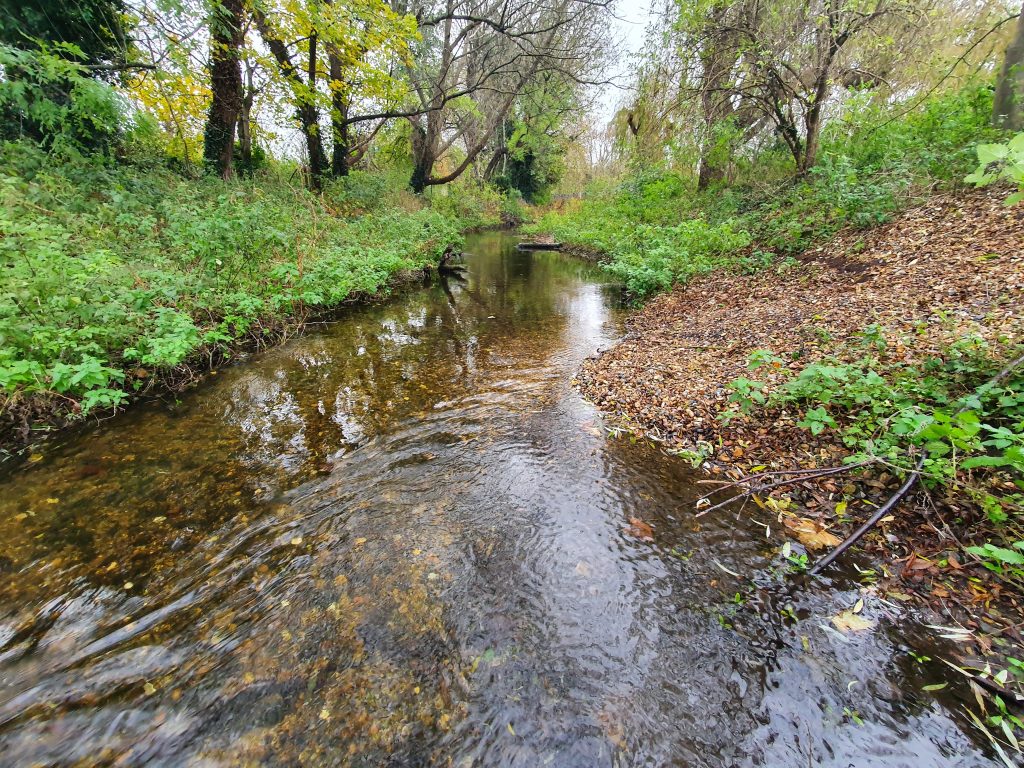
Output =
[{"x1": 0, "y1": 232, "x2": 998, "y2": 766}]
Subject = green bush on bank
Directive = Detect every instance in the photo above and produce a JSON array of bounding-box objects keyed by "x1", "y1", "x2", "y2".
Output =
[{"x1": 528, "y1": 174, "x2": 750, "y2": 296}]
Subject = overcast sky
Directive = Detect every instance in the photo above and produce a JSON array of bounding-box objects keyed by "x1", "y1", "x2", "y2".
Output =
[{"x1": 593, "y1": 1, "x2": 656, "y2": 128}]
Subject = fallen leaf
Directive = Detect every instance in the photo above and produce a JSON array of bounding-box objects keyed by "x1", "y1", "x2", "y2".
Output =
[
  {"x1": 624, "y1": 517, "x2": 654, "y2": 541},
  {"x1": 831, "y1": 610, "x2": 876, "y2": 633},
  {"x1": 783, "y1": 516, "x2": 841, "y2": 550}
]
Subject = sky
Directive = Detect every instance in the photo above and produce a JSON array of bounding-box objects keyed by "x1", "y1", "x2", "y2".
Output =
[{"x1": 593, "y1": 1, "x2": 656, "y2": 128}]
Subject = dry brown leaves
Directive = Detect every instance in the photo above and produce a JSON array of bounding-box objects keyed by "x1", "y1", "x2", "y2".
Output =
[
  {"x1": 578, "y1": 187, "x2": 1023, "y2": 471},
  {"x1": 578, "y1": 187, "x2": 1024, "y2": 616}
]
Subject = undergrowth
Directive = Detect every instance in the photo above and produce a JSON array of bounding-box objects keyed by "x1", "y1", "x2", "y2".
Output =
[
  {"x1": 0, "y1": 144, "x2": 501, "y2": 438},
  {"x1": 725, "y1": 329, "x2": 1024, "y2": 576}
]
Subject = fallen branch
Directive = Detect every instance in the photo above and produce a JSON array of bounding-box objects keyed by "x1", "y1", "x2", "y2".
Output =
[{"x1": 808, "y1": 451, "x2": 926, "y2": 575}]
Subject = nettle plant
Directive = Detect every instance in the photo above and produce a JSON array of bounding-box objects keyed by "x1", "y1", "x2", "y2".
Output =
[
  {"x1": 725, "y1": 328, "x2": 1024, "y2": 523},
  {"x1": 965, "y1": 133, "x2": 1024, "y2": 206}
]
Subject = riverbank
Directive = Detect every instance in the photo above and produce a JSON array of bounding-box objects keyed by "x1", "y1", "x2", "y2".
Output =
[
  {"x1": 571, "y1": 185, "x2": 1024, "y2": 712},
  {"x1": 0, "y1": 146, "x2": 505, "y2": 452}
]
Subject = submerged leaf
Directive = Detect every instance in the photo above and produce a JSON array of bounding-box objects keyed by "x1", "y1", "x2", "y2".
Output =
[{"x1": 831, "y1": 610, "x2": 876, "y2": 633}]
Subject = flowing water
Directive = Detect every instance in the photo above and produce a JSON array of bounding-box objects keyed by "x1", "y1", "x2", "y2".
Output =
[{"x1": 0, "y1": 232, "x2": 999, "y2": 766}]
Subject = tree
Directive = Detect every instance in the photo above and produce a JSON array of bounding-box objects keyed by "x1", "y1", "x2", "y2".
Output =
[
  {"x1": 0, "y1": 0, "x2": 129, "y2": 65},
  {"x1": 397, "y1": 0, "x2": 612, "y2": 192},
  {"x1": 251, "y1": 0, "x2": 414, "y2": 187},
  {"x1": 622, "y1": 0, "x2": 942, "y2": 180},
  {"x1": 204, "y1": 0, "x2": 246, "y2": 179},
  {"x1": 994, "y1": 1, "x2": 1024, "y2": 130}
]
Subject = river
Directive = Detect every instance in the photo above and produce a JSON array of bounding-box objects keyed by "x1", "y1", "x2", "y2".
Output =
[{"x1": 0, "y1": 231, "x2": 997, "y2": 766}]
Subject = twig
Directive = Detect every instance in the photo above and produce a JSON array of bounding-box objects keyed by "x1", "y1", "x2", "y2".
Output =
[
  {"x1": 809, "y1": 452, "x2": 925, "y2": 575},
  {"x1": 695, "y1": 463, "x2": 868, "y2": 518},
  {"x1": 695, "y1": 460, "x2": 875, "y2": 503}
]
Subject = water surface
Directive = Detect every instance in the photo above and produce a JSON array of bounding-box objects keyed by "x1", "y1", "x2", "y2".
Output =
[{"x1": 0, "y1": 232, "x2": 996, "y2": 766}]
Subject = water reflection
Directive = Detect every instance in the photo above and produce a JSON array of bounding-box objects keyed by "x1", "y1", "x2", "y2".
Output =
[{"x1": 0, "y1": 233, "x2": 998, "y2": 766}]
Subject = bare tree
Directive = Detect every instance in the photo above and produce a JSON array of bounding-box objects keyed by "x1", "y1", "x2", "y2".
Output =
[{"x1": 396, "y1": 0, "x2": 612, "y2": 192}]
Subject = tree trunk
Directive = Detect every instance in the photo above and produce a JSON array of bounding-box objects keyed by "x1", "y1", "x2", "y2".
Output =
[
  {"x1": 801, "y1": 102, "x2": 823, "y2": 174},
  {"x1": 329, "y1": 49, "x2": 350, "y2": 177},
  {"x1": 409, "y1": 112, "x2": 440, "y2": 193},
  {"x1": 697, "y1": 159, "x2": 726, "y2": 190},
  {"x1": 305, "y1": 32, "x2": 327, "y2": 188},
  {"x1": 203, "y1": 0, "x2": 245, "y2": 180},
  {"x1": 301, "y1": 104, "x2": 327, "y2": 191},
  {"x1": 237, "y1": 62, "x2": 254, "y2": 172},
  {"x1": 696, "y1": 12, "x2": 740, "y2": 191},
  {"x1": 994, "y1": 2, "x2": 1024, "y2": 130},
  {"x1": 253, "y1": 8, "x2": 326, "y2": 190}
]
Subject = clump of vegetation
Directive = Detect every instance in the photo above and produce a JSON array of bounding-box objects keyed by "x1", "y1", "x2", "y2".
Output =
[
  {"x1": 529, "y1": 173, "x2": 749, "y2": 295},
  {"x1": 726, "y1": 333, "x2": 1024, "y2": 525}
]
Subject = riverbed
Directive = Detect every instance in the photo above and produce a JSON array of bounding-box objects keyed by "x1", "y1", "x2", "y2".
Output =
[{"x1": 0, "y1": 232, "x2": 997, "y2": 765}]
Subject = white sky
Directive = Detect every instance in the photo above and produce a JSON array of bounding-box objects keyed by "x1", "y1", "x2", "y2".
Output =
[{"x1": 593, "y1": 1, "x2": 656, "y2": 128}]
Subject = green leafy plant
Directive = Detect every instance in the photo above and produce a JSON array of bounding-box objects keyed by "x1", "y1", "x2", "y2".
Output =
[
  {"x1": 965, "y1": 133, "x2": 1024, "y2": 206},
  {"x1": 966, "y1": 542, "x2": 1024, "y2": 580}
]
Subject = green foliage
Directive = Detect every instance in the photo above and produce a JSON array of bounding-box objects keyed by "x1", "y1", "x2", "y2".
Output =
[
  {"x1": 0, "y1": 141, "x2": 469, "y2": 418},
  {"x1": 724, "y1": 333, "x2": 1024, "y2": 523},
  {"x1": 965, "y1": 132, "x2": 1024, "y2": 206},
  {"x1": 740, "y1": 87, "x2": 994, "y2": 253},
  {"x1": 424, "y1": 182, "x2": 509, "y2": 230},
  {"x1": 0, "y1": 43, "x2": 123, "y2": 154},
  {"x1": 966, "y1": 542, "x2": 1024, "y2": 579},
  {"x1": 528, "y1": 171, "x2": 750, "y2": 297},
  {"x1": 0, "y1": 0, "x2": 128, "y2": 65}
]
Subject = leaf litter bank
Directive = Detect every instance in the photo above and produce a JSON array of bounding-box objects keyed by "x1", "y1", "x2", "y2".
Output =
[{"x1": 572, "y1": 186, "x2": 1024, "y2": 728}]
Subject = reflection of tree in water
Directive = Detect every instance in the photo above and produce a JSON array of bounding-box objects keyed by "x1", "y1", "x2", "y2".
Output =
[{"x1": 222, "y1": 235, "x2": 579, "y2": 479}]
